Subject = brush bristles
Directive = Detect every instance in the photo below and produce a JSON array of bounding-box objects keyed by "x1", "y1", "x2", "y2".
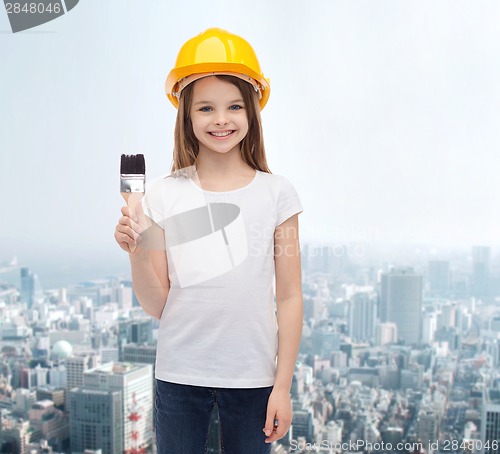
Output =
[{"x1": 120, "y1": 154, "x2": 145, "y2": 175}]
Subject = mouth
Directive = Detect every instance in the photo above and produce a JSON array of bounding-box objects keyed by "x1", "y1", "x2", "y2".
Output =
[{"x1": 209, "y1": 130, "x2": 235, "y2": 139}]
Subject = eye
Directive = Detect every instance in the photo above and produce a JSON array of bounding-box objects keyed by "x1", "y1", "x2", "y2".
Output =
[
  {"x1": 199, "y1": 106, "x2": 212, "y2": 112},
  {"x1": 229, "y1": 105, "x2": 243, "y2": 111}
]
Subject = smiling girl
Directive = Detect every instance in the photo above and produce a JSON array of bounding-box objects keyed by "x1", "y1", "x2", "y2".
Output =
[{"x1": 114, "y1": 28, "x2": 304, "y2": 454}]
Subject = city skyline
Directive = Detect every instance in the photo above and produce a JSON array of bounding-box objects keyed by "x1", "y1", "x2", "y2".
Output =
[
  {"x1": 1, "y1": 236, "x2": 500, "y2": 291},
  {"x1": 0, "y1": 237, "x2": 499, "y2": 292},
  {"x1": 1, "y1": 240, "x2": 499, "y2": 453}
]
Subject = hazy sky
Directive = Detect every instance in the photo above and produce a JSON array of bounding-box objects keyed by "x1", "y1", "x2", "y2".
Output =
[{"x1": 1, "y1": 0, "x2": 499, "y2": 272}]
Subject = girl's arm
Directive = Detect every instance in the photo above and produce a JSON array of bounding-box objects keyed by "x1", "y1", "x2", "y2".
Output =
[
  {"x1": 263, "y1": 213, "x2": 303, "y2": 443},
  {"x1": 116, "y1": 205, "x2": 170, "y2": 319}
]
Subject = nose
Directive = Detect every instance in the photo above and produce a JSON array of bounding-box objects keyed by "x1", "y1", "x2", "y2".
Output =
[{"x1": 215, "y1": 113, "x2": 229, "y2": 126}]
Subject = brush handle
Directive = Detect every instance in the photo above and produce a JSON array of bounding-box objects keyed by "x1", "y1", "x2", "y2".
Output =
[{"x1": 121, "y1": 192, "x2": 143, "y2": 253}]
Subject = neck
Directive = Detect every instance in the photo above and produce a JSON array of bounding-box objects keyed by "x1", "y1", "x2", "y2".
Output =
[{"x1": 195, "y1": 145, "x2": 254, "y2": 178}]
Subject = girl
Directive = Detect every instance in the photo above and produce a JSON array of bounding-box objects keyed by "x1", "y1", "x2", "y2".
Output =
[{"x1": 114, "y1": 28, "x2": 304, "y2": 454}]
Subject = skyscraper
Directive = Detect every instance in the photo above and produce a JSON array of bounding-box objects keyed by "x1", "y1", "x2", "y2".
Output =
[
  {"x1": 380, "y1": 267, "x2": 423, "y2": 345},
  {"x1": 348, "y1": 292, "x2": 376, "y2": 342},
  {"x1": 122, "y1": 344, "x2": 156, "y2": 367},
  {"x1": 472, "y1": 246, "x2": 490, "y2": 300},
  {"x1": 376, "y1": 322, "x2": 398, "y2": 346},
  {"x1": 311, "y1": 327, "x2": 341, "y2": 357},
  {"x1": 20, "y1": 267, "x2": 42, "y2": 309},
  {"x1": 428, "y1": 260, "x2": 450, "y2": 295},
  {"x1": 481, "y1": 388, "x2": 500, "y2": 454},
  {"x1": 82, "y1": 362, "x2": 153, "y2": 453},
  {"x1": 417, "y1": 408, "x2": 439, "y2": 444},
  {"x1": 66, "y1": 354, "x2": 100, "y2": 391},
  {"x1": 118, "y1": 318, "x2": 153, "y2": 361},
  {"x1": 69, "y1": 388, "x2": 123, "y2": 454}
]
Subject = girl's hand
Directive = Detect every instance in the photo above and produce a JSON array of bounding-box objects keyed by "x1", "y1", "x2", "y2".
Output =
[
  {"x1": 114, "y1": 205, "x2": 143, "y2": 254},
  {"x1": 262, "y1": 388, "x2": 293, "y2": 444}
]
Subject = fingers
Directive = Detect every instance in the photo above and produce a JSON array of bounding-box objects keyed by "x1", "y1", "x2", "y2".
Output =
[
  {"x1": 122, "y1": 200, "x2": 150, "y2": 230},
  {"x1": 115, "y1": 206, "x2": 143, "y2": 252},
  {"x1": 264, "y1": 416, "x2": 290, "y2": 444},
  {"x1": 263, "y1": 406, "x2": 275, "y2": 435},
  {"x1": 114, "y1": 226, "x2": 139, "y2": 252},
  {"x1": 262, "y1": 389, "x2": 293, "y2": 444},
  {"x1": 263, "y1": 410, "x2": 278, "y2": 442},
  {"x1": 116, "y1": 223, "x2": 141, "y2": 243},
  {"x1": 119, "y1": 214, "x2": 142, "y2": 234},
  {"x1": 121, "y1": 204, "x2": 137, "y2": 222}
]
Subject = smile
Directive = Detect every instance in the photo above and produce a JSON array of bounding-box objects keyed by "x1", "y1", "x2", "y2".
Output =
[{"x1": 209, "y1": 130, "x2": 235, "y2": 138}]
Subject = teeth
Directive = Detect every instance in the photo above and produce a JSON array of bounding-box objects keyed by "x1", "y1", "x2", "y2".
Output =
[{"x1": 211, "y1": 131, "x2": 233, "y2": 137}]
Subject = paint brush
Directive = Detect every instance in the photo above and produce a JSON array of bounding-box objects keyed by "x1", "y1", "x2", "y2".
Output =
[{"x1": 120, "y1": 154, "x2": 145, "y2": 253}]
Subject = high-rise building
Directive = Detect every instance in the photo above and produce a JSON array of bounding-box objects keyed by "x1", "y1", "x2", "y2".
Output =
[
  {"x1": 421, "y1": 311, "x2": 437, "y2": 344},
  {"x1": 69, "y1": 388, "x2": 123, "y2": 454},
  {"x1": 20, "y1": 267, "x2": 42, "y2": 309},
  {"x1": 33, "y1": 364, "x2": 48, "y2": 387},
  {"x1": 417, "y1": 408, "x2": 439, "y2": 444},
  {"x1": 120, "y1": 279, "x2": 140, "y2": 307},
  {"x1": 20, "y1": 367, "x2": 37, "y2": 389},
  {"x1": 13, "y1": 388, "x2": 36, "y2": 414},
  {"x1": 481, "y1": 388, "x2": 500, "y2": 454},
  {"x1": 376, "y1": 322, "x2": 398, "y2": 346},
  {"x1": 381, "y1": 427, "x2": 404, "y2": 445},
  {"x1": 363, "y1": 418, "x2": 381, "y2": 445},
  {"x1": 36, "y1": 387, "x2": 65, "y2": 410},
  {"x1": 100, "y1": 347, "x2": 119, "y2": 363},
  {"x1": 378, "y1": 365, "x2": 400, "y2": 389},
  {"x1": 130, "y1": 318, "x2": 153, "y2": 344},
  {"x1": 113, "y1": 285, "x2": 132, "y2": 309},
  {"x1": 122, "y1": 344, "x2": 156, "y2": 367},
  {"x1": 49, "y1": 364, "x2": 67, "y2": 388},
  {"x1": 118, "y1": 318, "x2": 153, "y2": 361},
  {"x1": 435, "y1": 327, "x2": 460, "y2": 351},
  {"x1": 291, "y1": 408, "x2": 314, "y2": 442},
  {"x1": 325, "y1": 420, "x2": 342, "y2": 444},
  {"x1": 66, "y1": 354, "x2": 100, "y2": 391},
  {"x1": 400, "y1": 366, "x2": 423, "y2": 390},
  {"x1": 348, "y1": 292, "x2": 376, "y2": 342},
  {"x1": 438, "y1": 303, "x2": 457, "y2": 330},
  {"x1": 0, "y1": 415, "x2": 30, "y2": 454},
  {"x1": 472, "y1": 246, "x2": 490, "y2": 300},
  {"x1": 428, "y1": 260, "x2": 450, "y2": 295},
  {"x1": 304, "y1": 295, "x2": 326, "y2": 322},
  {"x1": 380, "y1": 267, "x2": 422, "y2": 345},
  {"x1": 311, "y1": 327, "x2": 341, "y2": 357},
  {"x1": 28, "y1": 400, "x2": 69, "y2": 450},
  {"x1": 82, "y1": 362, "x2": 153, "y2": 453}
]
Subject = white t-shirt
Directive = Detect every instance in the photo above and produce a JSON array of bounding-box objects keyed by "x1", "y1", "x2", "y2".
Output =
[{"x1": 141, "y1": 168, "x2": 303, "y2": 388}]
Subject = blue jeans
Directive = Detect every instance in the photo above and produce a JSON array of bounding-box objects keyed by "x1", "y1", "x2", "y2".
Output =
[{"x1": 155, "y1": 379, "x2": 274, "y2": 454}]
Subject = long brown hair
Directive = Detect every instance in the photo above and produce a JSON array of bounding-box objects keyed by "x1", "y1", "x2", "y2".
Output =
[{"x1": 171, "y1": 75, "x2": 271, "y2": 174}]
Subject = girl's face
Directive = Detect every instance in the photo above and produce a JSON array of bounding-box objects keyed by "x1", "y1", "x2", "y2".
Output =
[{"x1": 189, "y1": 76, "x2": 249, "y2": 156}]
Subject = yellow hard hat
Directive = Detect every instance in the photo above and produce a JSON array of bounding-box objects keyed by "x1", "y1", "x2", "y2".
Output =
[{"x1": 165, "y1": 28, "x2": 270, "y2": 110}]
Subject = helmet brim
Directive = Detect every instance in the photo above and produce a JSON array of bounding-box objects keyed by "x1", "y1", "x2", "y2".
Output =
[{"x1": 165, "y1": 64, "x2": 270, "y2": 110}]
